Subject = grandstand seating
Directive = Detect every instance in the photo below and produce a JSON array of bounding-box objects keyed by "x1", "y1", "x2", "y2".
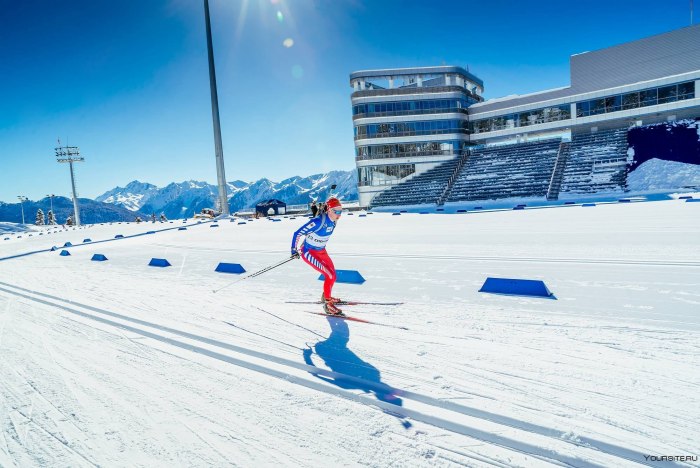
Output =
[
  {"x1": 369, "y1": 158, "x2": 460, "y2": 207},
  {"x1": 446, "y1": 139, "x2": 561, "y2": 202},
  {"x1": 559, "y1": 129, "x2": 628, "y2": 194},
  {"x1": 367, "y1": 129, "x2": 634, "y2": 207}
]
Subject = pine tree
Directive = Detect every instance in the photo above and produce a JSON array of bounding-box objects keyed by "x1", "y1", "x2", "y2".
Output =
[
  {"x1": 47, "y1": 210, "x2": 56, "y2": 225},
  {"x1": 36, "y1": 209, "x2": 45, "y2": 225}
]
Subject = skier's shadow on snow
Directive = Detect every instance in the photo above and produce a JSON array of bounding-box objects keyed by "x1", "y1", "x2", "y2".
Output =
[{"x1": 303, "y1": 317, "x2": 410, "y2": 427}]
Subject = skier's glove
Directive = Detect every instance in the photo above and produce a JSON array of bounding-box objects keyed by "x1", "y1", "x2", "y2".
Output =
[{"x1": 291, "y1": 251, "x2": 300, "y2": 259}]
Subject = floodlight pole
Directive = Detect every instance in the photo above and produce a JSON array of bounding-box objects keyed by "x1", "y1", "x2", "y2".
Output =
[
  {"x1": 17, "y1": 196, "x2": 26, "y2": 224},
  {"x1": 204, "y1": 0, "x2": 230, "y2": 216},
  {"x1": 46, "y1": 193, "x2": 54, "y2": 214},
  {"x1": 55, "y1": 145, "x2": 84, "y2": 226}
]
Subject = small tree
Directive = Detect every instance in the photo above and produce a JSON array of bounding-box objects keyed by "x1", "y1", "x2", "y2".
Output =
[
  {"x1": 47, "y1": 210, "x2": 56, "y2": 225},
  {"x1": 36, "y1": 209, "x2": 45, "y2": 225}
]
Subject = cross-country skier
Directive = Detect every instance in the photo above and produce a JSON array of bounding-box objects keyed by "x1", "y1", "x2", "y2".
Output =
[{"x1": 291, "y1": 197, "x2": 344, "y2": 315}]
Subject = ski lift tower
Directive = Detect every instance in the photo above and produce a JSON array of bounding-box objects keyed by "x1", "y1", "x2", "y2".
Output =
[{"x1": 55, "y1": 144, "x2": 84, "y2": 226}]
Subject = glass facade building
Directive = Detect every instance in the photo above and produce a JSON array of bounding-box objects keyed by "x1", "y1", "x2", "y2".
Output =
[
  {"x1": 351, "y1": 66, "x2": 484, "y2": 205},
  {"x1": 351, "y1": 26, "x2": 700, "y2": 207}
]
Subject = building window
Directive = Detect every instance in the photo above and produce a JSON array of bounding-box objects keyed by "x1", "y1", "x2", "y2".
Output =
[
  {"x1": 678, "y1": 81, "x2": 695, "y2": 100},
  {"x1": 357, "y1": 164, "x2": 417, "y2": 186},
  {"x1": 657, "y1": 85, "x2": 678, "y2": 104},
  {"x1": 575, "y1": 80, "x2": 694, "y2": 117},
  {"x1": 354, "y1": 120, "x2": 469, "y2": 140},
  {"x1": 355, "y1": 140, "x2": 468, "y2": 160},
  {"x1": 622, "y1": 92, "x2": 640, "y2": 110},
  {"x1": 640, "y1": 89, "x2": 658, "y2": 107},
  {"x1": 472, "y1": 104, "x2": 570, "y2": 133},
  {"x1": 352, "y1": 98, "x2": 475, "y2": 118}
]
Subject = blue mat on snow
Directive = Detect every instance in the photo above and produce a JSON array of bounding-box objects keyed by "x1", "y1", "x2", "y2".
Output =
[
  {"x1": 148, "y1": 258, "x2": 171, "y2": 267},
  {"x1": 319, "y1": 270, "x2": 365, "y2": 284},
  {"x1": 479, "y1": 277, "x2": 555, "y2": 299},
  {"x1": 215, "y1": 263, "x2": 246, "y2": 274}
]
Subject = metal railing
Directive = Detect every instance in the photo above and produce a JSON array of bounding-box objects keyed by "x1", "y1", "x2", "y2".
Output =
[{"x1": 352, "y1": 86, "x2": 482, "y2": 101}]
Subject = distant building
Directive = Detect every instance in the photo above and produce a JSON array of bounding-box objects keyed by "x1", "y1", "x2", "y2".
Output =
[
  {"x1": 351, "y1": 66, "x2": 484, "y2": 206},
  {"x1": 351, "y1": 25, "x2": 700, "y2": 207}
]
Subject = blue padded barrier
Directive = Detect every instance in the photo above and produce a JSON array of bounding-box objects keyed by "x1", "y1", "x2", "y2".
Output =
[
  {"x1": 319, "y1": 270, "x2": 365, "y2": 284},
  {"x1": 215, "y1": 263, "x2": 246, "y2": 274},
  {"x1": 50, "y1": 246, "x2": 58, "y2": 251},
  {"x1": 148, "y1": 258, "x2": 171, "y2": 267},
  {"x1": 178, "y1": 227, "x2": 187, "y2": 231},
  {"x1": 83, "y1": 238, "x2": 92, "y2": 243},
  {"x1": 238, "y1": 222, "x2": 247, "y2": 225},
  {"x1": 392, "y1": 213, "x2": 401, "y2": 216},
  {"x1": 479, "y1": 277, "x2": 555, "y2": 299},
  {"x1": 59, "y1": 250, "x2": 71, "y2": 257},
  {"x1": 582, "y1": 203, "x2": 596, "y2": 207},
  {"x1": 91, "y1": 254, "x2": 108, "y2": 261},
  {"x1": 358, "y1": 214, "x2": 366, "y2": 217},
  {"x1": 686, "y1": 199, "x2": 700, "y2": 203},
  {"x1": 115, "y1": 234, "x2": 124, "y2": 239},
  {"x1": 210, "y1": 224, "x2": 219, "y2": 227},
  {"x1": 63, "y1": 242, "x2": 73, "y2": 247}
]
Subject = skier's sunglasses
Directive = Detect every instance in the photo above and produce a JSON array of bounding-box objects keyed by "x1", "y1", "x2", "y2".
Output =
[{"x1": 331, "y1": 209, "x2": 343, "y2": 215}]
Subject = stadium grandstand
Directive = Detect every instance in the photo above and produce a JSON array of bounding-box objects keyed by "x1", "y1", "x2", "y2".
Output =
[{"x1": 351, "y1": 25, "x2": 700, "y2": 209}]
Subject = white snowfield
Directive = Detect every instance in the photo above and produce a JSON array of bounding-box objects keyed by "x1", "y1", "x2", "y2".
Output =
[{"x1": 0, "y1": 200, "x2": 698, "y2": 467}]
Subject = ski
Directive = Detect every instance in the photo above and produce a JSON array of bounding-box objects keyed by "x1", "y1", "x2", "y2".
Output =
[
  {"x1": 286, "y1": 300, "x2": 403, "y2": 306},
  {"x1": 305, "y1": 311, "x2": 408, "y2": 330}
]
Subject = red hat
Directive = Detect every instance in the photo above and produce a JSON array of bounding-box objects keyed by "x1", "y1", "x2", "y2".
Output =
[{"x1": 326, "y1": 197, "x2": 342, "y2": 209}]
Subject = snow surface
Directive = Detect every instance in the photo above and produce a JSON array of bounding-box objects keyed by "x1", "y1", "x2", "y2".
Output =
[
  {"x1": 0, "y1": 201, "x2": 699, "y2": 467},
  {"x1": 627, "y1": 159, "x2": 700, "y2": 192}
]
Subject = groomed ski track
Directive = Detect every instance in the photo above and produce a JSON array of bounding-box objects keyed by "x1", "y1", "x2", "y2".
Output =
[
  {"x1": 0, "y1": 281, "x2": 660, "y2": 467},
  {"x1": 1, "y1": 200, "x2": 698, "y2": 466}
]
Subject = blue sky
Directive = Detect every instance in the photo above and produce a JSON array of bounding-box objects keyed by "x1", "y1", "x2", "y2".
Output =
[{"x1": 0, "y1": 0, "x2": 694, "y2": 202}]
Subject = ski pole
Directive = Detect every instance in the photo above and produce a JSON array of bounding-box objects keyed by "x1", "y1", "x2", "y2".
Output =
[{"x1": 212, "y1": 255, "x2": 298, "y2": 293}]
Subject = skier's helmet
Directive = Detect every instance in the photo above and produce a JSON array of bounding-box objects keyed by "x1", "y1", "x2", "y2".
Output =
[{"x1": 326, "y1": 197, "x2": 342, "y2": 209}]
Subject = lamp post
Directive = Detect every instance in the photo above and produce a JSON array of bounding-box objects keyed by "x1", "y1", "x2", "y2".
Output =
[
  {"x1": 46, "y1": 194, "x2": 55, "y2": 215},
  {"x1": 203, "y1": 0, "x2": 230, "y2": 216},
  {"x1": 55, "y1": 144, "x2": 84, "y2": 226},
  {"x1": 17, "y1": 196, "x2": 27, "y2": 224}
]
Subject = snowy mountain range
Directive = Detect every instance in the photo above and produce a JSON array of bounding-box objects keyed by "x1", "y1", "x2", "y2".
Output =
[
  {"x1": 96, "y1": 170, "x2": 358, "y2": 218},
  {"x1": 0, "y1": 197, "x2": 145, "y2": 225}
]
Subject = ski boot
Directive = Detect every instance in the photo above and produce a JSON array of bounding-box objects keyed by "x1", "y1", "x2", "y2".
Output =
[{"x1": 322, "y1": 294, "x2": 344, "y2": 316}]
